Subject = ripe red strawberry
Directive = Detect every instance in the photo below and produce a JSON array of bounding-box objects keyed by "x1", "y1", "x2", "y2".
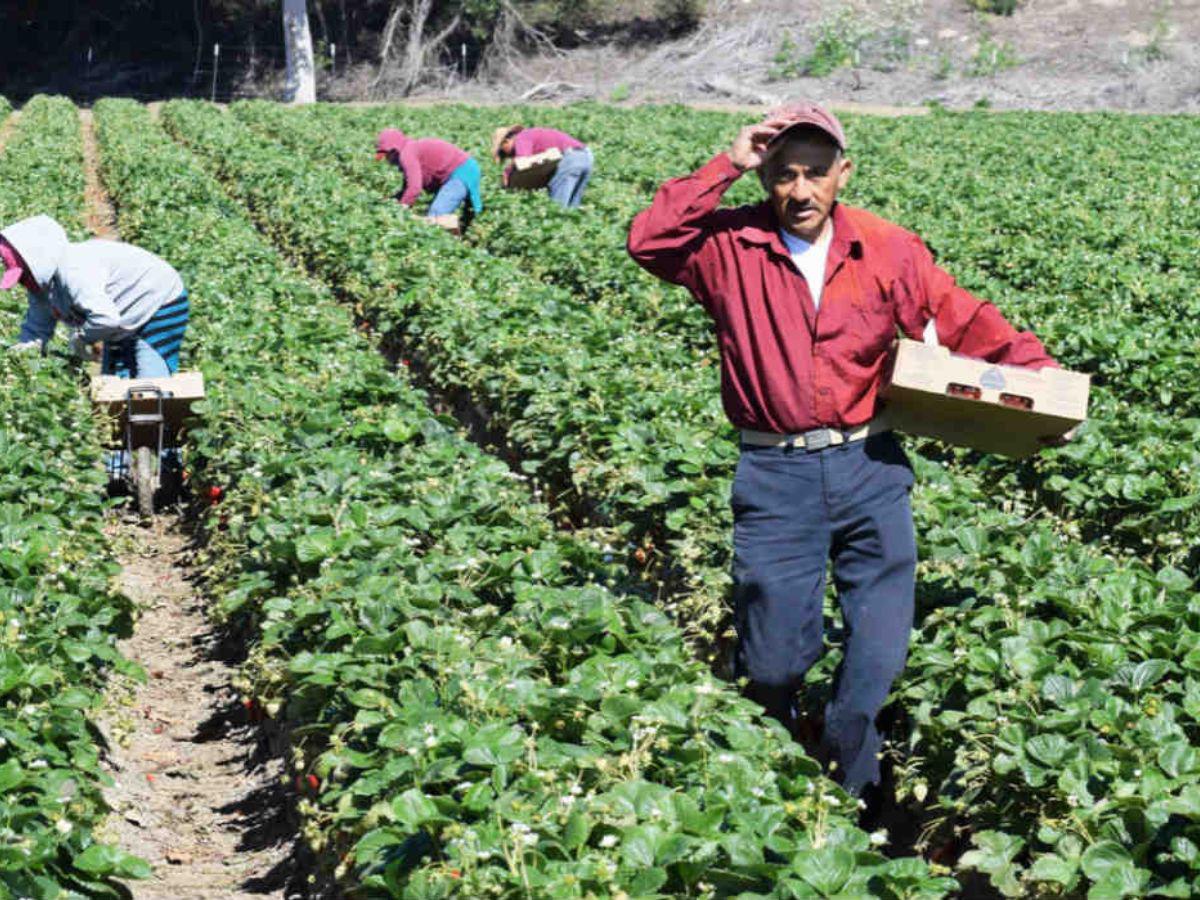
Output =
[
  {"x1": 306, "y1": 774, "x2": 320, "y2": 791},
  {"x1": 207, "y1": 485, "x2": 223, "y2": 504}
]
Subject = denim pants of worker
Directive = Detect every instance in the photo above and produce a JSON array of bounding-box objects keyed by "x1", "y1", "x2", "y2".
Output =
[
  {"x1": 547, "y1": 147, "x2": 593, "y2": 209},
  {"x1": 101, "y1": 291, "x2": 189, "y2": 378},
  {"x1": 101, "y1": 293, "x2": 189, "y2": 479},
  {"x1": 428, "y1": 178, "x2": 468, "y2": 217},
  {"x1": 428, "y1": 158, "x2": 483, "y2": 220},
  {"x1": 732, "y1": 432, "x2": 916, "y2": 795},
  {"x1": 101, "y1": 338, "x2": 171, "y2": 378}
]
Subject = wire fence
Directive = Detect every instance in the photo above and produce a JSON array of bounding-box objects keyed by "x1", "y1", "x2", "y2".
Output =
[
  {"x1": 61, "y1": 39, "x2": 478, "y2": 105},
  {"x1": 69, "y1": 42, "x2": 372, "y2": 105}
]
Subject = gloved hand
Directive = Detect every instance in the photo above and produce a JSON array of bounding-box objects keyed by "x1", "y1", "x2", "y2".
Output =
[
  {"x1": 67, "y1": 331, "x2": 97, "y2": 361},
  {"x1": 1040, "y1": 424, "x2": 1080, "y2": 448},
  {"x1": 8, "y1": 340, "x2": 42, "y2": 353}
]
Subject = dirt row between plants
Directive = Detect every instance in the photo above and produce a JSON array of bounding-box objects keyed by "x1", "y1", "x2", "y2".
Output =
[
  {"x1": 341, "y1": 96, "x2": 931, "y2": 116},
  {"x1": 0, "y1": 111, "x2": 19, "y2": 154},
  {"x1": 95, "y1": 525, "x2": 294, "y2": 899},
  {"x1": 78, "y1": 107, "x2": 300, "y2": 899},
  {"x1": 79, "y1": 109, "x2": 119, "y2": 240}
]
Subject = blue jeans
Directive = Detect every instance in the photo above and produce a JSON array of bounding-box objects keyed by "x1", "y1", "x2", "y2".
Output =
[
  {"x1": 731, "y1": 432, "x2": 916, "y2": 794},
  {"x1": 101, "y1": 292, "x2": 189, "y2": 377},
  {"x1": 428, "y1": 178, "x2": 467, "y2": 217},
  {"x1": 427, "y1": 158, "x2": 483, "y2": 218},
  {"x1": 101, "y1": 338, "x2": 171, "y2": 378},
  {"x1": 547, "y1": 147, "x2": 593, "y2": 209}
]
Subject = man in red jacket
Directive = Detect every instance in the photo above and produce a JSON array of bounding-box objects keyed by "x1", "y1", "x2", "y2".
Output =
[{"x1": 628, "y1": 102, "x2": 1059, "y2": 801}]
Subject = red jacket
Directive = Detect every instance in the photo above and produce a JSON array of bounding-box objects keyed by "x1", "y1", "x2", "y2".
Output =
[
  {"x1": 392, "y1": 138, "x2": 469, "y2": 207},
  {"x1": 628, "y1": 153, "x2": 1058, "y2": 434}
]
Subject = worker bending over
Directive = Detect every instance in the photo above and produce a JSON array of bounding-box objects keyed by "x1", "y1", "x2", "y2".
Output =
[
  {"x1": 492, "y1": 125, "x2": 593, "y2": 209},
  {"x1": 3, "y1": 214, "x2": 188, "y2": 377},
  {"x1": 375, "y1": 128, "x2": 483, "y2": 223}
]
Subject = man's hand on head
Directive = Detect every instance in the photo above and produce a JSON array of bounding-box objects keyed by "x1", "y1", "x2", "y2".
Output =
[{"x1": 730, "y1": 118, "x2": 793, "y2": 172}]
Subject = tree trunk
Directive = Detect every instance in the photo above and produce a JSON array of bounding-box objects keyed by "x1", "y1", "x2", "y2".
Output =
[
  {"x1": 282, "y1": 0, "x2": 317, "y2": 104},
  {"x1": 374, "y1": 0, "x2": 460, "y2": 96},
  {"x1": 313, "y1": 0, "x2": 330, "y2": 52}
]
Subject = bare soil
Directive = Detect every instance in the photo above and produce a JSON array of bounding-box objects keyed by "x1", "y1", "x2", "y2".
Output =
[
  {"x1": 414, "y1": 0, "x2": 1200, "y2": 113},
  {"x1": 79, "y1": 107, "x2": 307, "y2": 899},
  {"x1": 95, "y1": 523, "x2": 297, "y2": 899},
  {"x1": 79, "y1": 110, "x2": 119, "y2": 240}
]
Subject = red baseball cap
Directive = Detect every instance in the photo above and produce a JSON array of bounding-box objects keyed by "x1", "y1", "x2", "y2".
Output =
[
  {"x1": 765, "y1": 101, "x2": 847, "y2": 151},
  {"x1": 0, "y1": 238, "x2": 24, "y2": 291}
]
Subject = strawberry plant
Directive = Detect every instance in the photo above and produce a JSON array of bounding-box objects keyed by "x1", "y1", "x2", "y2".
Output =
[
  {"x1": 96, "y1": 98, "x2": 953, "y2": 898},
  {"x1": 161, "y1": 99, "x2": 1200, "y2": 897},
  {"x1": 0, "y1": 95, "x2": 146, "y2": 897}
]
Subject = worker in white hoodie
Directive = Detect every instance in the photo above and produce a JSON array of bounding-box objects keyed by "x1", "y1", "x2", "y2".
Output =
[{"x1": 1, "y1": 214, "x2": 188, "y2": 377}]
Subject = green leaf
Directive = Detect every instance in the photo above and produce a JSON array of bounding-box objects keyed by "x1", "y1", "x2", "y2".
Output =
[
  {"x1": 295, "y1": 529, "x2": 335, "y2": 563},
  {"x1": 462, "y1": 723, "x2": 524, "y2": 766},
  {"x1": 1130, "y1": 659, "x2": 1171, "y2": 691},
  {"x1": 1080, "y1": 841, "x2": 1135, "y2": 882},
  {"x1": 391, "y1": 789, "x2": 441, "y2": 828},
  {"x1": 1028, "y1": 852, "x2": 1078, "y2": 886},
  {"x1": 382, "y1": 418, "x2": 417, "y2": 443},
  {"x1": 0, "y1": 759, "x2": 23, "y2": 792},
  {"x1": 621, "y1": 825, "x2": 662, "y2": 869},
  {"x1": 794, "y1": 847, "x2": 856, "y2": 895},
  {"x1": 74, "y1": 844, "x2": 153, "y2": 879},
  {"x1": 1026, "y1": 734, "x2": 1072, "y2": 767},
  {"x1": 563, "y1": 811, "x2": 590, "y2": 852}
]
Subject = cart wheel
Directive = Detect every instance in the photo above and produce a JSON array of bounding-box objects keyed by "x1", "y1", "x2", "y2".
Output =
[{"x1": 135, "y1": 445, "x2": 156, "y2": 518}]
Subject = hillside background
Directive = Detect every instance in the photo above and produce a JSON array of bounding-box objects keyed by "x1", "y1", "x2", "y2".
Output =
[{"x1": 1, "y1": 0, "x2": 1197, "y2": 111}]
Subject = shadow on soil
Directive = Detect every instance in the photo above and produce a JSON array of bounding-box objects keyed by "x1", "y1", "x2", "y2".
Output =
[{"x1": 180, "y1": 529, "x2": 330, "y2": 899}]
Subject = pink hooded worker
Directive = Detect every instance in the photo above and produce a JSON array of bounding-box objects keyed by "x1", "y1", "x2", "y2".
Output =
[{"x1": 375, "y1": 128, "x2": 483, "y2": 221}]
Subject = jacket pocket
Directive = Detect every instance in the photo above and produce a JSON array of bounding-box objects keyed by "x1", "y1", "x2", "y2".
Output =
[{"x1": 850, "y1": 277, "x2": 897, "y2": 362}]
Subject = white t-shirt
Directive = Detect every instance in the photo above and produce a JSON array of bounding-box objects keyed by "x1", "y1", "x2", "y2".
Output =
[
  {"x1": 780, "y1": 223, "x2": 833, "y2": 310},
  {"x1": 779, "y1": 223, "x2": 941, "y2": 345}
]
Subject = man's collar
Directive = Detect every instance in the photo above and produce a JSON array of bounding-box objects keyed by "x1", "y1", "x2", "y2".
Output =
[{"x1": 737, "y1": 202, "x2": 862, "y2": 260}]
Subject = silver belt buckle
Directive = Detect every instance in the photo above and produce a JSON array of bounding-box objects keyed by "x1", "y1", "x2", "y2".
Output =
[{"x1": 801, "y1": 428, "x2": 833, "y2": 452}]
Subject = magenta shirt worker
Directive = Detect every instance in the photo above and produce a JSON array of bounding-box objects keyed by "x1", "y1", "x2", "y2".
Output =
[
  {"x1": 492, "y1": 125, "x2": 594, "y2": 209},
  {"x1": 375, "y1": 129, "x2": 483, "y2": 220}
]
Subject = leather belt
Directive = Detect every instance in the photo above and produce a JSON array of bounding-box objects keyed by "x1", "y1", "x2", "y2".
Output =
[{"x1": 740, "y1": 415, "x2": 891, "y2": 451}]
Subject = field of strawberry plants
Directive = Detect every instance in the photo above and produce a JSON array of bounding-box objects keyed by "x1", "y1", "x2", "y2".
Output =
[
  {"x1": 4, "y1": 91, "x2": 1200, "y2": 898},
  {"x1": 160, "y1": 99, "x2": 1200, "y2": 898},
  {"x1": 91, "y1": 98, "x2": 953, "y2": 898},
  {"x1": 0, "y1": 96, "x2": 147, "y2": 896}
]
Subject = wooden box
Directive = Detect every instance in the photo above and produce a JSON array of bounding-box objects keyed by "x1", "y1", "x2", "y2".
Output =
[
  {"x1": 882, "y1": 340, "x2": 1089, "y2": 458},
  {"x1": 91, "y1": 371, "x2": 206, "y2": 437},
  {"x1": 506, "y1": 148, "x2": 563, "y2": 191}
]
